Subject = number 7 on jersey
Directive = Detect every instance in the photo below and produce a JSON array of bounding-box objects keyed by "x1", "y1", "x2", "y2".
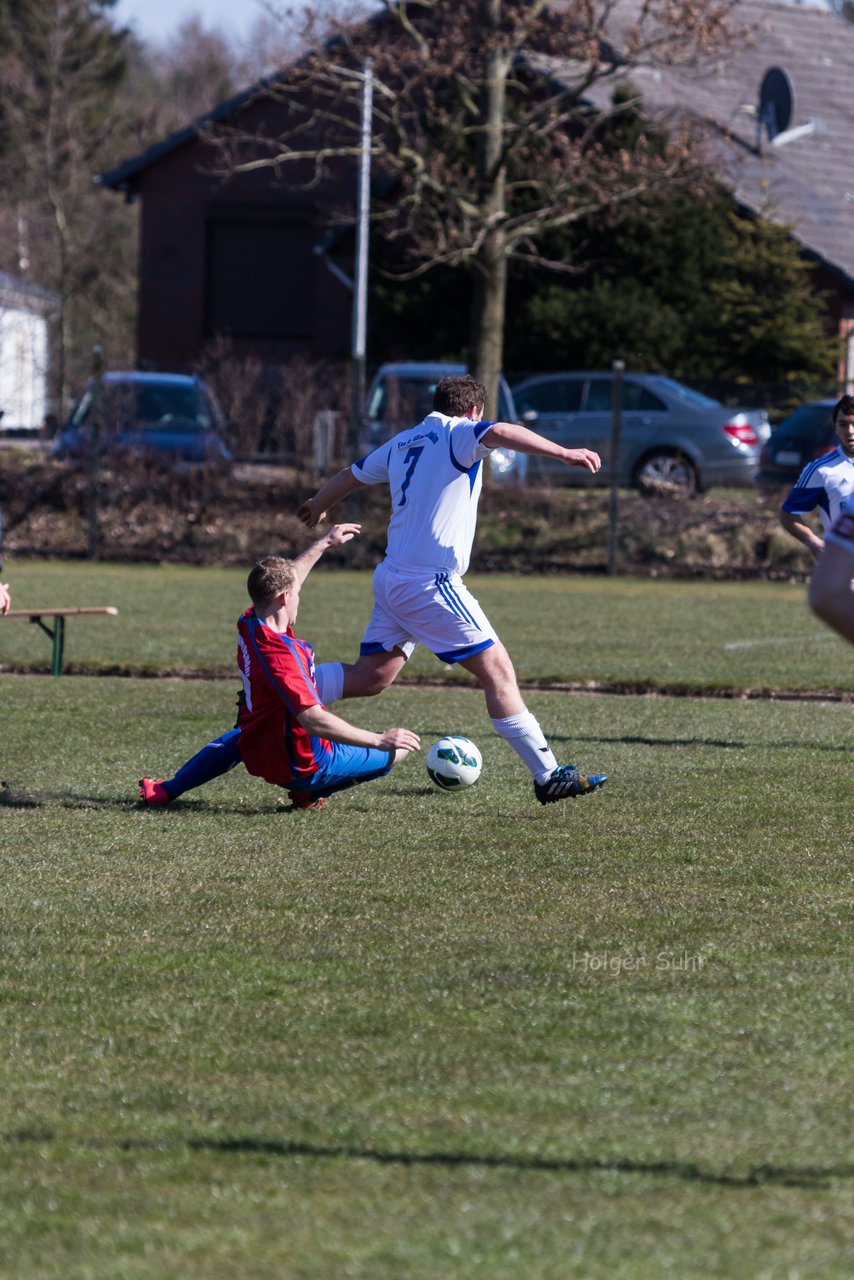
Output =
[{"x1": 398, "y1": 444, "x2": 424, "y2": 507}]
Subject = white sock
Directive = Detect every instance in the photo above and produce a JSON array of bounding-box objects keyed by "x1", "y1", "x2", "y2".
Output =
[
  {"x1": 315, "y1": 661, "x2": 344, "y2": 705},
  {"x1": 490, "y1": 710, "x2": 557, "y2": 783}
]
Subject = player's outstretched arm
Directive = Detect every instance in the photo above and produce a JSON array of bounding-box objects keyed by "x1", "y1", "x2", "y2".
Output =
[
  {"x1": 298, "y1": 704, "x2": 421, "y2": 754},
  {"x1": 780, "y1": 509, "x2": 824, "y2": 559},
  {"x1": 298, "y1": 467, "x2": 363, "y2": 528},
  {"x1": 482, "y1": 422, "x2": 601, "y2": 473},
  {"x1": 291, "y1": 523, "x2": 361, "y2": 588}
]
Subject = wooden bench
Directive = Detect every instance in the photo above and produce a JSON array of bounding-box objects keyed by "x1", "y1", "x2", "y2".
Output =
[{"x1": 2, "y1": 607, "x2": 118, "y2": 675}]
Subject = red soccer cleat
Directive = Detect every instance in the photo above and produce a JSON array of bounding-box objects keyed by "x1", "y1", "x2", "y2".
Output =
[
  {"x1": 139, "y1": 776, "x2": 172, "y2": 806},
  {"x1": 288, "y1": 790, "x2": 325, "y2": 811}
]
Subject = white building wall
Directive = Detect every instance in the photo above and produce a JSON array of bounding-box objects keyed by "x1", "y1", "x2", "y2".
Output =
[{"x1": 0, "y1": 305, "x2": 50, "y2": 430}]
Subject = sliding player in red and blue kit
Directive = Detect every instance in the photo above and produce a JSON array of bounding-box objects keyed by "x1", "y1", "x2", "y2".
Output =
[
  {"x1": 237, "y1": 609, "x2": 332, "y2": 791},
  {"x1": 140, "y1": 524, "x2": 419, "y2": 811},
  {"x1": 236, "y1": 533, "x2": 419, "y2": 809},
  {"x1": 236, "y1": 602, "x2": 401, "y2": 806}
]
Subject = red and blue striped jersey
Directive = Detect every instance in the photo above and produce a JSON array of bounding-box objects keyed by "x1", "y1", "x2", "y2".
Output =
[{"x1": 236, "y1": 608, "x2": 331, "y2": 787}]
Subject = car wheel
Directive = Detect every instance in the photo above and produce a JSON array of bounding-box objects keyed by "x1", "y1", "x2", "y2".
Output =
[{"x1": 634, "y1": 451, "x2": 698, "y2": 497}]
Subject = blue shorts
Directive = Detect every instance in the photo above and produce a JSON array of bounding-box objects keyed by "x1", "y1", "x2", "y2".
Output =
[{"x1": 297, "y1": 742, "x2": 395, "y2": 798}]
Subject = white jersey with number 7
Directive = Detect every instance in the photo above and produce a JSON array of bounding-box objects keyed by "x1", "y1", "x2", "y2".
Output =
[{"x1": 351, "y1": 411, "x2": 495, "y2": 577}]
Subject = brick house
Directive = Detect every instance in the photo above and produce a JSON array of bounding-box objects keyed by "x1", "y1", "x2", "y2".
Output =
[
  {"x1": 99, "y1": 77, "x2": 359, "y2": 371},
  {"x1": 100, "y1": 0, "x2": 854, "y2": 384},
  {"x1": 582, "y1": 0, "x2": 854, "y2": 388}
]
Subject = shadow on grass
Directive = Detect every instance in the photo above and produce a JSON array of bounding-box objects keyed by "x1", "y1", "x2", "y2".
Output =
[
  {"x1": 550, "y1": 734, "x2": 853, "y2": 753},
  {"x1": 0, "y1": 784, "x2": 131, "y2": 811},
  {"x1": 0, "y1": 784, "x2": 264, "y2": 815},
  {"x1": 190, "y1": 1136, "x2": 854, "y2": 1189},
  {"x1": 4, "y1": 1128, "x2": 852, "y2": 1189},
  {"x1": 0, "y1": 782, "x2": 437, "y2": 814}
]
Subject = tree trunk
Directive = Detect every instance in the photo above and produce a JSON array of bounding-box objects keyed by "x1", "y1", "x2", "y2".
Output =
[
  {"x1": 469, "y1": 0, "x2": 509, "y2": 419},
  {"x1": 470, "y1": 229, "x2": 508, "y2": 418},
  {"x1": 54, "y1": 214, "x2": 70, "y2": 416}
]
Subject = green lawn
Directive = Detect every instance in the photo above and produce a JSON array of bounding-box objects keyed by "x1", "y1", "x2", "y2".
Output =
[
  {"x1": 1, "y1": 566, "x2": 853, "y2": 1276},
  {"x1": 1, "y1": 559, "x2": 852, "y2": 693}
]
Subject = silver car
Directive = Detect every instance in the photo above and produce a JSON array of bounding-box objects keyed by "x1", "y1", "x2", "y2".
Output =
[{"x1": 511, "y1": 372, "x2": 770, "y2": 493}]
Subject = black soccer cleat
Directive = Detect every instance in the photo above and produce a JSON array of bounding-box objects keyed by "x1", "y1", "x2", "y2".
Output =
[{"x1": 535, "y1": 764, "x2": 608, "y2": 805}]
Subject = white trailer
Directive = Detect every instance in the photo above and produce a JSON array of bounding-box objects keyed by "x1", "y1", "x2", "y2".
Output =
[{"x1": 0, "y1": 271, "x2": 56, "y2": 432}]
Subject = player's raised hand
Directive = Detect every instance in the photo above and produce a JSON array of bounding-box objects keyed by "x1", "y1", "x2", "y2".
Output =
[
  {"x1": 566, "y1": 448, "x2": 601, "y2": 473},
  {"x1": 297, "y1": 498, "x2": 325, "y2": 527},
  {"x1": 326, "y1": 523, "x2": 361, "y2": 546}
]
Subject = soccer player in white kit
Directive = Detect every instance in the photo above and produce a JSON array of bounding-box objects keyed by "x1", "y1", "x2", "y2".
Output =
[
  {"x1": 297, "y1": 374, "x2": 608, "y2": 804},
  {"x1": 787, "y1": 395, "x2": 854, "y2": 646},
  {"x1": 780, "y1": 395, "x2": 854, "y2": 558}
]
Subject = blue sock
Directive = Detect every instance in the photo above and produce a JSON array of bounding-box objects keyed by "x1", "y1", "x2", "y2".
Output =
[{"x1": 164, "y1": 728, "x2": 242, "y2": 799}]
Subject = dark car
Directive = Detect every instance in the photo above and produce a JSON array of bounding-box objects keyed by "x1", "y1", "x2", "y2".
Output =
[
  {"x1": 753, "y1": 400, "x2": 837, "y2": 493},
  {"x1": 362, "y1": 361, "x2": 527, "y2": 482},
  {"x1": 510, "y1": 371, "x2": 770, "y2": 493},
  {"x1": 51, "y1": 371, "x2": 232, "y2": 465}
]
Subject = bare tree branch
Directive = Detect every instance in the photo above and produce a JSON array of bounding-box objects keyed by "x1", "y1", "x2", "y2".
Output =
[{"x1": 207, "y1": 0, "x2": 749, "y2": 409}]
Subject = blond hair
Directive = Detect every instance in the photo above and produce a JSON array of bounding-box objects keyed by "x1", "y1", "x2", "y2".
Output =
[{"x1": 247, "y1": 556, "x2": 296, "y2": 610}]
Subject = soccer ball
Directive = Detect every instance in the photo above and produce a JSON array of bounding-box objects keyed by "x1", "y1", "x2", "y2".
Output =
[{"x1": 426, "y1": 736, "x2": 483, "y2": 791}]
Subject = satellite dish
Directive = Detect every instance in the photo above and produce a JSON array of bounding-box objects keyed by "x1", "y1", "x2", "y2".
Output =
[{"x1": 758, "y1": 67, "x2": 794, "y2": 144}]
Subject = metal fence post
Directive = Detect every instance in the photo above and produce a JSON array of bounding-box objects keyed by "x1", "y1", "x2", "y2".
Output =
[
  {"x1": 88, "y1": 346, "x2": 105, "y2": 561},
  {"x1": 607, "y1": 359, "x2": 625, "y2": 576}
]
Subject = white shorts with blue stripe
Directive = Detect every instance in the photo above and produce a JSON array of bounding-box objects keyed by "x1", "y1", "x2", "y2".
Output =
[{"x1": 359, "y1": 560, "x2": 498, "y2": 664}]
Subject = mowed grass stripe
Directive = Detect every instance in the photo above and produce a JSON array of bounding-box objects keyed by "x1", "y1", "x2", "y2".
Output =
[
  {"x1": 1, "y1": 675, "x2": 853, "y2": 1276},
  {"x1": 2, "y1": 561, "x2": 854, "y2": 693}
]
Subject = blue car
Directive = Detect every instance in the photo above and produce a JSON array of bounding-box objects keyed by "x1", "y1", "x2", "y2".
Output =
[{"x1": 52, "y1": 371, "x2": 232, "y2": 465}]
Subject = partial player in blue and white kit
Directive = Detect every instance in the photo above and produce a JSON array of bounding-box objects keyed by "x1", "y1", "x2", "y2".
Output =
[
  {"x1": 809, "y1": 509, "x2": 854, "y2": 645},
  {"x1": 297, "y1": 374, "x2": 608, "y2": 805},
  {"x1": 780, "y1": 395, "x2": 854, "y2": 558}
]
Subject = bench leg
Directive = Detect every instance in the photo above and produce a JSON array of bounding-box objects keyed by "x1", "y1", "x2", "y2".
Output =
[
  {"x1": 52, "y1": 616, "x2": 65, "y2": 676},
  {"x1": 33, "y1": 616, "x2": 66, "y2": 675}
]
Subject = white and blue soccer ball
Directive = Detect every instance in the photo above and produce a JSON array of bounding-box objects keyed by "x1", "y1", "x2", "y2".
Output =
[{"x1": 426, "y1": 736, "x2": 483, "y2": 791}]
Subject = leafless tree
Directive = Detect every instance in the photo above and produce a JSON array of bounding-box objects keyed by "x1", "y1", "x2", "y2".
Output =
[
  {"x1": 122, "y1": 18, "x2": 243, "y2": 151},
  {"x1": 197, "y1": 337, "x2": 350, "y2": 466},
  {"x1": 210, "y1": 0, "x2": 750, "y2": 413},
  {"x1": 0, "y1": 0, "x2": 135, "y2": 410}
]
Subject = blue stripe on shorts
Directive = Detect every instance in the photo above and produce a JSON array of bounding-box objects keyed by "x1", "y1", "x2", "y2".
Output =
[
  {"x1": 435, "y1": 572, "x2": 479, "y2": 626},
  {"x1": 435, "y1": 638, "x2": 494, "y2": 664}
]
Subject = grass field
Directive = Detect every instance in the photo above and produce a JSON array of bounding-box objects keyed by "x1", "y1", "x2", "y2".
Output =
[
  {"x1": 1, "y1": 559, "x2": 853, "y2": 692},
  {"x1": 1, "y1": 562, "x2": 853, "y2": 1277}
]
